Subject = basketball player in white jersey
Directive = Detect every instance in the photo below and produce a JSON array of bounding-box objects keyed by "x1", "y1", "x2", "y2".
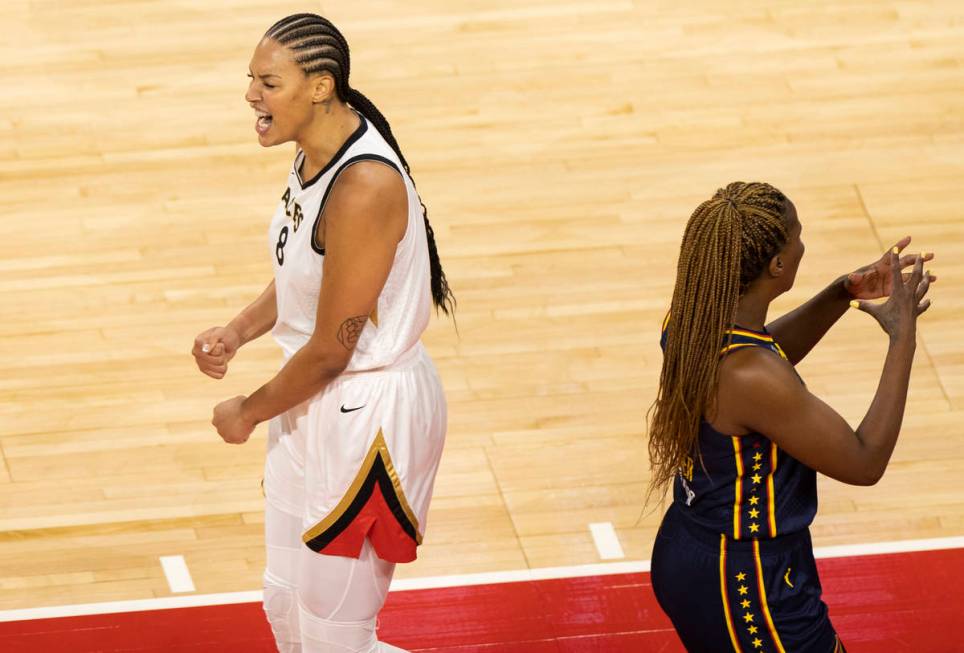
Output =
[{"x1": 190, "y1": 14, "x2": 454, "y2": 653}]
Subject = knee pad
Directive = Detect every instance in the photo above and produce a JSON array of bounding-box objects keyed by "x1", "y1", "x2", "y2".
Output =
[
  {"x1": 263, "y1": 570, "x2": 301, "y2": 652},
  {"x1": 298, "y1": 601, "x2": 378, "y2": 653}
]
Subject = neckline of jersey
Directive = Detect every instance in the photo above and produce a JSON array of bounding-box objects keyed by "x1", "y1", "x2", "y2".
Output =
[
  {"x1": 295, "y1": 112, "x2": 368, "y2": 190},
  {"x1": 729, "y1": 324, "x2": 770, "y2": 336}
]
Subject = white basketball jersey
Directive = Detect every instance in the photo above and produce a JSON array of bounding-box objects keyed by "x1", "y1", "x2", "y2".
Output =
[{"x1": 267, "y1": 115, "x2": 433, "y2": 372}]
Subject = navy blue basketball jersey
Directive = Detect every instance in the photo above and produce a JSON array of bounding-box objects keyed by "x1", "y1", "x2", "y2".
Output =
[
  {"x1": 652, "y1": 320, "x2": 842, "y2": 652},
  {"x1": 660, "y1": 319, "x2": 818, "y2": 541}
]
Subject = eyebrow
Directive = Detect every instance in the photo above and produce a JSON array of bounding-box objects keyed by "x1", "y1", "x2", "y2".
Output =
[{"x1": 248, "y1": 70, "x2": 282, "y2": 79}]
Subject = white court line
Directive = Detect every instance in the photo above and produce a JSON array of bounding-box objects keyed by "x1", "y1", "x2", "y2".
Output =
[
  {"x1": 159, "y1": 556, "x2": 195, "y2": 594},
  {"x1": 1, "y1": 534, "x2": 962, "y2": 623},
  {"x1": 813, "y1": 535, "x2": 964, "y2": 559},
  {"x1": 589, "y1": 522, "x2": 626, "y2": 560},
  {"x1": 0, "y1": 592, "x2": 262, "y2": 623},
  {"x1": 393, "y1": 559, "x2": 651, "y2": 592}
]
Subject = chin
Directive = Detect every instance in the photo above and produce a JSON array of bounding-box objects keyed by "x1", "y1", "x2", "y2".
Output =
[{"x1": 257, "y1": 132, "x2": 288, "y2": 148}]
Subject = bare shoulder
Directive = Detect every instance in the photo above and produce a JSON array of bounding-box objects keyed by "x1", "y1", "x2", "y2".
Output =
[
  {"x1": 323, "y1": 160, "x2": 408, "y2": 242},
  {"x1": 333, "y1": 159, "x2": 406, "y2": 201},
  {"x1": 712, "y1": 347, "x2": 802, "y2": 433}
]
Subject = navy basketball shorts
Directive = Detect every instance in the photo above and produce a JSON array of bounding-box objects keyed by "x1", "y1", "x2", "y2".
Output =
[{"x1": 651, "y1": 503, "x2": 845, "y2": 653}]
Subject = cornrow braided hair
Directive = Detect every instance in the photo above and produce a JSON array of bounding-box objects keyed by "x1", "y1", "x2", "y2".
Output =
[
  {"x1": 264, "y1": 13, "x2": 456, "y2": 315},
  {"x1": 646, "y1": 182, "x2": 789, "y2": 501}
]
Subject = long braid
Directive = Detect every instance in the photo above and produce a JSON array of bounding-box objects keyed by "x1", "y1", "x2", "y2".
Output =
[
  {"x1": 646, "y1": 182, "x2": 789, "y2": 501},
  {"x1": 264, "y1": 14, "x2": 456, "y2": 315}
]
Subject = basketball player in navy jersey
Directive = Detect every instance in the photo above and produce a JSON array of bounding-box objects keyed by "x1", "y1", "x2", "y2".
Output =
[
  {"x1": 190, "y1": 14, "x2": 454, "y2": 653},
  {"x1": 648, "y1": 182, "x2": 935, "y2": 652}
]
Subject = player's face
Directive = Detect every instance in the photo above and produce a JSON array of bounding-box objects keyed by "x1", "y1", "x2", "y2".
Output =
[
  {"x1": 777, "y1": 200, "x2": 805, "y2": 291},
  {"x1": 244, "y1": 38, "x2": 317, "y2": 147}
]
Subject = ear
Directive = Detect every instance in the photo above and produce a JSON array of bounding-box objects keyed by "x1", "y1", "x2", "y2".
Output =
[
  {"x1": 310, "y1": 72, "x2": 336, "y2": 104},
  {"x1": 768, "y1": 255, "x2": 784, "y2": 278}
]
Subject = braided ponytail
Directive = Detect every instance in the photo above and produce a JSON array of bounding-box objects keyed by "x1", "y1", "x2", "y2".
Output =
[
  {"x1": 646, "y1": 182, "x2": 789, "y2": 500},
  {"x1": 265, "y1": 14, "x2": 456, "y2": 315}
]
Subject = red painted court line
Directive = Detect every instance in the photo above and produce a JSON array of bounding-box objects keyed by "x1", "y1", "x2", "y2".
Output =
[{"x1": 1, "y1": 547, "x2": 961, "y2": 652}]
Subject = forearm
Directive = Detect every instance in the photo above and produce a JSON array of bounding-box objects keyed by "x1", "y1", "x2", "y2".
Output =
[
  {"x1": 767, "y1": 275, "x2": 851, "y2": 364},
  {"x1": 228, "y1": 281, "x2": 278, "y2": 346},
  {"x1": 240, "y1": 345, "x2": 344, "y2": 424},
  {"x1": 854, "y1": 333, "x2": 916, "y2": 483}
]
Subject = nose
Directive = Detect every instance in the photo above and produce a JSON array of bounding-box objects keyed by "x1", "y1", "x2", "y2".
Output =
[{"x1": 244, "y1": 82, "x2": 259, "y2": 105}]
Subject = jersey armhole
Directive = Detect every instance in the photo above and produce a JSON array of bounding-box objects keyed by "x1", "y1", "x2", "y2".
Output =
[{"x1": 310, "y1": 154, "x2": 404, "y2": 255}]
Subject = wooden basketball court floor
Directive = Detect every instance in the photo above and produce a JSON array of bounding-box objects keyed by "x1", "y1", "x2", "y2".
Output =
[{"x1": 1, "y1": 0, "x2": 963, "y2": 650}]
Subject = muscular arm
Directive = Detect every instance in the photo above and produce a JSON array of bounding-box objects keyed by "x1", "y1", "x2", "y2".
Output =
[
  {"x1": 192, "y1": 280, "x2": 277, "y2": 378},
  {"x1": 718, "y1": 338, "x2": 916, "y2": 486},
  {"x1": 240, "y1": 162, "x2": 408, "y2": 424},
  {"x1": 765, "y1": 276, "x2": 850, "y2": 365},
  {"x1": 229, "y1": 280, "x2": 278, "y2": 346}
]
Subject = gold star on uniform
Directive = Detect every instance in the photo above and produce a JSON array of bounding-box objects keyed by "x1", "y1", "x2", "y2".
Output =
[
  {"x1": 736, "y1": 572, "x2": 747, "y2": 582},
  {"x1": 743, "y1": 612, "x2": 755, "y2": 623},
  {"x1": 750, "y1": 523, "x2": 760, "y2": 533},
  {"x1": 749, "y1": 508, "x2": 760, "y2": 519},
  {"x1": 749, "y1": 496, "x2": 760, "y2": 505},
  {"x1": 753, "y1": 463, "x2": 762, "y2": 471},
  {"x1": 748, "y1": 625, "x2": 759, "y2": 635},
  {"x1": 738, "y1": 585, "x2": 749, "y2": 595},
  {"x1": 741, "y1": 599, "x2": 751, "y2": 609},
  {"x1": 752, "y1": 474, "x2": 762, "y2": 484},
  {"x1": 753, "y1": 453, "x2": 763, "y2": 462},
  {"x1": 753, "y1": 637, "x2": 764, "y2": 648}
]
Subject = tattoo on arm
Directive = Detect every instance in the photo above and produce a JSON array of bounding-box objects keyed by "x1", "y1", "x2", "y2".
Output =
[{"x1": 337, "y1": 315, "x2": 368, "y2": 351}]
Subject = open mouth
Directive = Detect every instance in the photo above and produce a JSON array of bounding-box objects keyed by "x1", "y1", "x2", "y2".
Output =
[{"x1": 255, "y1": 110, "x2": 273, "y2": 135}]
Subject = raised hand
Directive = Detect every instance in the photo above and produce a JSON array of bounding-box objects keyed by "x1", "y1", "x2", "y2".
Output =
[
  {"x1": 191, "y1": 325, "x2": 242, "y2": 379},
  {"x1": 846, "y1": 236, "x2": 936, "y2": 300},
  {"x1": 850, "y1": 250, "x2": 932, "y2": 339}
]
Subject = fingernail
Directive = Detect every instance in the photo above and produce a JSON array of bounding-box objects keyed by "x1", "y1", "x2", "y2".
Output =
[
  {"x1": 849, "y1": 300, "x2": 860, "y2": 309},
  {"x1": 925, "y1": 252, "x2": 933, "y2": 258},
  {"x1": 202, "y1": 344, "x2": 211, "y2": 353},
  {"x1": 892, "y1": 247, "x2": 899, "y2": 254}
]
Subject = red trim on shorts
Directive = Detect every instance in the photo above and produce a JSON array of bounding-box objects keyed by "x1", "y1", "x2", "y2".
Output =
[{"x1": 316, "y1": 484, "x2": 418, "y2": 564}]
